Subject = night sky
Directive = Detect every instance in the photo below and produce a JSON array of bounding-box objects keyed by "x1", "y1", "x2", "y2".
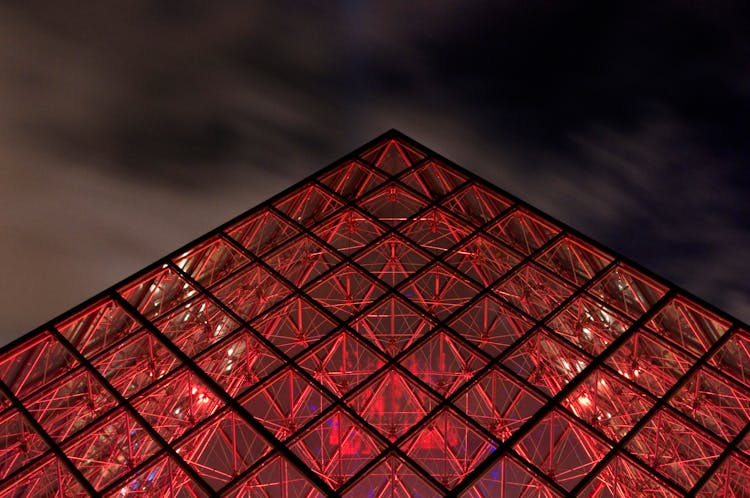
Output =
[{"x1": 1, "y1": 1, "x2": 749, "y2": 344}]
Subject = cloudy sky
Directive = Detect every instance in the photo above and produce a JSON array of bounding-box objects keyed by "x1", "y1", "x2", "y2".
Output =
[{"x1": 1, "y1": 1, "x2": 749, "y2": 344}]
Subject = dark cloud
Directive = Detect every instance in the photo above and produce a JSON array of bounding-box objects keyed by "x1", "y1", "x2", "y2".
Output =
[{"x1": 1, "y1": 1, "x2": 749, "y2": 341}]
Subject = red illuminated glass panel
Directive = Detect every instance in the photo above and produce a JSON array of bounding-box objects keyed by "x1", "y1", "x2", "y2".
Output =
[
  {"x1": 251, "y1": 296, "x2": 337, "y2": 357},
  {"x1": 211, "y1": 264, "x2": 289, "y2": 321},
  {"x1": 119, "y1": 267, "x2": 199, "y2": 320},
  {"x1": 319, "y1": 160, "x2": 386, "y2": 200},
  {"x1": 709, "y1": 328, "x2": 750, "y2": 387},
  {"x1": 263, "y1": 235, "x2": 341, "y2": 288},
  {"x1": 401, "y1": 408, "x2": 495, "y2": 489},
  {"x1": 172, "y1": 237, "x2": 250, "y2": 288},
  {"x1": 696, "y1": 452, "x2": 750, "y2": 498},
  {"x1": 361, "y1": 138, "x2": 424, "y2": 175},
  {"x1": 305, "y1": 264, "x2": 385, "y2": 319},
  {"x1": 536, "y1": 235, "x2": 613, "y2": 286},
  {"x1": 442, "y1": 183, "x2": 512, "y2": 226},
  {"x1": 462, "y1": 456, "x2": 562, "y2": 498},
  {"x1": 348, "y1": 369, "x2": 437, "y2": 442},
  {"x1": 0, "y1": 456, "x2": 87, "y2": 498},
  {"x1": 397, "y1": 208, "x2": 472, "y2": 255},
  {"x1": 456, "y1": 368, "x2": 545, "y2": 441},
  {"x1": 445, "y1": 234, "x2": 522, "y2": 287},
  {"x1": 581, "y1": 453, "x2": 682, "y2": 497},
  {"x1": 588, "y1": 263, "x2": 667, "y2": 319},
  {"x1": 488, "y1": 209, "x2": 560, "y2": 255},
  {"x1": 298, "y1": 332, "x2": 384, "y2": 398},
  {"x1": 343, "y1": 453, "x2": 439, "y2": 497},
  {"x1": 241, "y1": 368, "x2": 331, "y2": 441},
  {"x1": 291, "y1": 409, "x2": 384, "y2": 490},
  {"x1": 311, "y1": 207, "x2": 385, "y2": 256},
  {"x1": 503, "y1": 328, "x2": 590, "y2": 397},
  {"x1": 56, "y1": 299, "x2": 138, "y2": 359},
  {"x1": 647, "y1": 296, "x2": 730, "y2": 357},
  {"x1": 494, "y1": 263, "x2": 575, "y2": 320},
  {"x1": 226, "y1": 208, "x2": 299, "y2": 256},
  {"x1": 626, "y1": 407, "x2": 724, "y2": 490},
  {"x1": 515, "y1": 410, "x2": 611, "y2": 491},
  {"x1": 403, "y1": 330, "x2": 487, "y2": 397},
  {"x1": 273, "y1": 183, "x2": 343, "y2": 227},
  {"x1": 354, "y1": 234, "x2": 431, "y2": 287},
  {"x1": 400, "y1": 160, "x2": 467, "y2": 200},
  {"x1": 401, "y1": 263, "x2": 479, "y2": 320},
  {"x1": 103, "y1": 453, "x2": 207, "y2": 497},
  {"x1": 223, "y1": 455, "x2": 323, "y2": 498},
  {"x1": 448, "y1": 294, "x2": 533, "y2": 357},
  {"x1": 0, "y1": 332, "x2": 76, "y2": 401},
  {"x1": 0, "y1": 409, "x2": 49, "y2": 480},
  {"x1": 358, "y1": 182, "x2": 429, "y2": 227},
  {"x1": 350, "y1": 295, "x2": 434, "y2": 357}
]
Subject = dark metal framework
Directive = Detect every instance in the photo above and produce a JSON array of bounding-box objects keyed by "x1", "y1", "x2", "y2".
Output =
[{"x1": 0, "y1": 130, "x2": 748, "y2": 497}]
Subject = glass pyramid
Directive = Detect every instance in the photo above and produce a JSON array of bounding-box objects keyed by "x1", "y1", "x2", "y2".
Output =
[{"x1": 0, "y1": 130, "x2": 747, "y2": 497}]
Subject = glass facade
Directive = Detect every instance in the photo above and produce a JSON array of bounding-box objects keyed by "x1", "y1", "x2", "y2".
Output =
[{"x1": 0, "y1": 131, "x2": 746, "y2": 496}]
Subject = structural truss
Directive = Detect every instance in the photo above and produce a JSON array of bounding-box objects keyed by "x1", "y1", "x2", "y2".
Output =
[{"x1": 0, "y1": 131, "x2": 748, "y2": 497}]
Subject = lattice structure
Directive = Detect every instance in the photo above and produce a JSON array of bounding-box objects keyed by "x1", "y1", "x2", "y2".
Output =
[{"x1": 0, "y1": 131, "x2": 748, "y2": 497}]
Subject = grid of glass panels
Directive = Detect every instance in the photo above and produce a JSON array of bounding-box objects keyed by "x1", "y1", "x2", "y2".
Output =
[{"x1": 0, "y1": 132, "x2": 747, "y2": 497}]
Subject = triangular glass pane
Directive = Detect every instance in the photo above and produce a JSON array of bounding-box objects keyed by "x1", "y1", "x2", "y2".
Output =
[
  {"x1": 311, "y1": 207, "x2": 386, "y2": 256},
  {"x1": 444, "y1": 234, "x2": 522, "y2": 287},
  {"x1": 605, "y1": 329, "x2": 695, "y2": 397},
  {"x1": 401, "y1": 263, "x2": 479, "y2": 321},
  {"x1": 546, "y1": 295, "x2": 632, "y2": 356},
  {"x1": 400, "y1": 159, "x2": 467, "y2": 199},
  {"x1": 194, "y1": 329, "x2": 282, "y2": 398},
  {"x1": 535, "y1": 235, "x2": 613, "y2": 286},
  {"x1": 251, "y1": 295, "x2": 337, "y2": 357},
  {"x1": 241, "y1": 367, "x2": 332, "y2": 441},
  {"x1": 354, "y1": 234, "x2": 432, "y2": 287},
  {"x1": 0, "y1": 332, "x2": 77, "y2": 401},
  {"x1": 625, "y1": 407, "x2": 723, "y2": 490},
  {"x1": 131, "y1": 369, "x2": 222, "y2": 443},
  {"x1": 348, "y1": 369, "x2": 438, "y2": 442},
  {"x1": 669, "y1": 366, "x2": 750, "y2": 444},
  {"x1": 343, "y1": 453, "x2": 439, "y2": 497},
  {"x1": 449, "y1": 294, "x2": 533, "y2": 357},
  {"x1": 563, "y1": 367, "x2": 654, "y2": 443},
  {"x1": 119, "y1": 266, "x2": 198, "y2": 320},
  {"x1": 647, "y1": 296, "x2": 730, "y2": 357},
  {"x1": 502, "y1": 328, "x2": 590, "y2": 397},
  {"x1": 25, "y1": 368, "x2": 117, "y2": 443},
  {"x1": 359, "y1": 182, "x2": 429, "y2": 227},
  {"x1": 494, "y1": 263, "x2": 575, "y2": 320},
  {"x1": 176, "y1": 409, "x2": 271, "y2": 491},
  {"x1": 172, "y1": 236, "x2": 250, "y2": 288},
  {"x1": 456, "y1": 368, "x2": 545, "y2": 441},
  {"x1": 226, "y1": 208, "x2": 300, "y2": 256},
  {"x1": 211, "y1": 264, "x2": 290, "y2": 321},
  {"x1": 56, "y1": 298, "x2": 139, "y2": 359},
  {"x1": 223, "y1": 455, "x2": 324, "y2": 498},
  {"x1": 274, "y1": 183, "x2": 344, "y2": 227},
  {"x1": 443, "y1": 183, "x2": 513, "y2": 227},
  {"x1": 588, "y1": 263, "x2": 667, "y2": 320},
  {"x1": 351, "y1": 295, "x2": 434, "y2": 357},
  {"x1": 709, "y1": 328, "x2": 750, "y2": 388},
  {"x1": 291, "y1": 409, "x2": 384, "y2": 490},
  {"x1": 109, "y1": 453, "x2": 208, "y2": 497},
  {"x1": 298, "y1": 331, "x2": 385, "y2": 397},
  {"x1": 580, "y1": 453, "x2": 681, "y2": 498},
  {"x1": 488, "y1": 209, "x2": 560, "y2": 255},
  {"x1": 263, "y1": 235, "x2": 342, "y2": 288},
  {"x1": 695, "y1": 453, "x2": 750, "y2": 498},
  {"x1": 397, "y1": 208, "x2": 473, "y2": 255},
  {"x1": 400, "y1": 408, "x2": 496, "y2": 489},
  {"x1": 306, "y1": 264, "x2": 386, "y2": 320},
  {"x1": 515, "y1": 410, "x2": 611, "y2": 492},
  {"x1": 320, "y1": 159, "x2": 387, "y2": 200},
  {"x1": 0, "y1": 409, "x2": 50, "y2": 480},
  {"x1": 461, "y1": 456, "x2": 563, "y2": 498},
  {"x1": 155, "y1": 295, "x2": 239, "y2": 358},
  {"x1": 1, "y1": 456, "x2": 88, "y2": 497},
  {"x1": 62, "y1": 409, "x2": 160, "y2": 491},
  {"x1": 361, "y1": 139, "x2": 415, "y2": 175},
  {"x1": 404, "y1": 330, "x2": 488, "y2": 397},
  {"x1": 90, "y1": 329, "x2": 181, "y2": 399}
]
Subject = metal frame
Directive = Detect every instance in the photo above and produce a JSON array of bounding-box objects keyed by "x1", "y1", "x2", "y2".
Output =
[{"x1": 0, "y1": 130, "x2": 748, "y2": 496}]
